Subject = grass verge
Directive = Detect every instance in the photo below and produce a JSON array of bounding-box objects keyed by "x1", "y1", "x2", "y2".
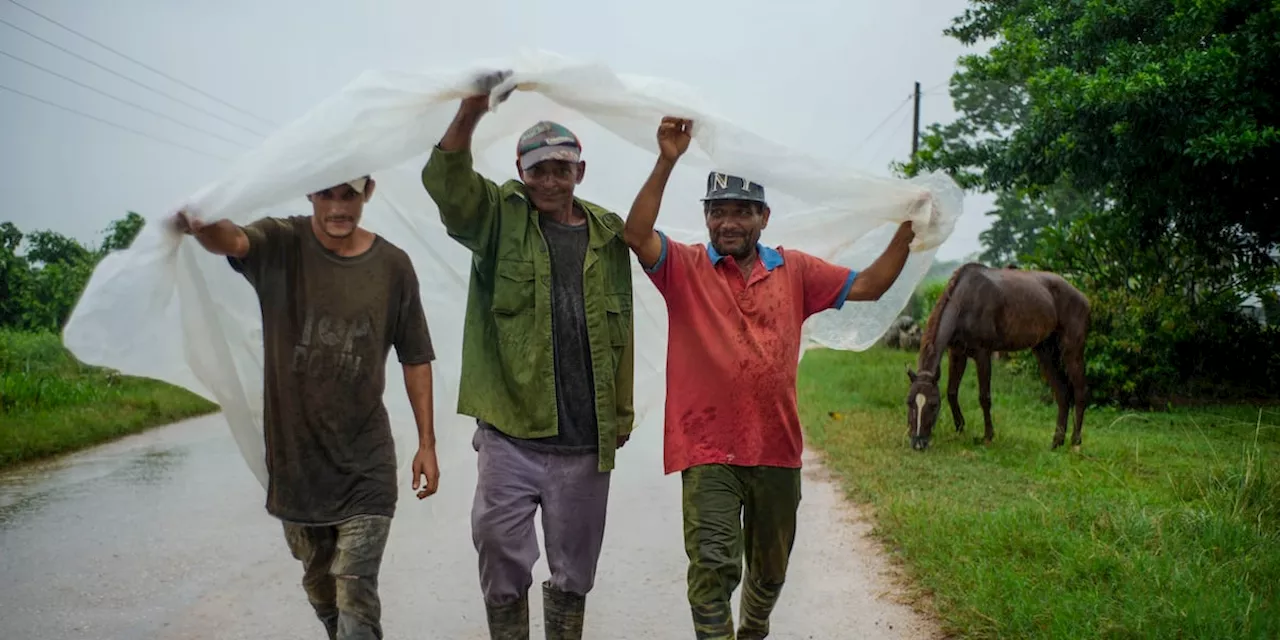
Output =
[
  {"x1": 798, "y1": 346, "x2": 1279, "y2": 640},
  {"x1": 1, "y1": 329, "x2": 219, "y2": 469}
]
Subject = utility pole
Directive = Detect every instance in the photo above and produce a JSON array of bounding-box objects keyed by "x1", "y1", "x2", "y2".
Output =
[{"x1": 911, "y1": 81, "x2": 922, "y2": 160}]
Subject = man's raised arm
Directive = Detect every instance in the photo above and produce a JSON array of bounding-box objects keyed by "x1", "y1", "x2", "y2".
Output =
[
  {"x1": 623, "y1": 117, "x2": 692, "y2": 270},
  {"x1": 421, "y1": 71, "x2": 513, "y2": 255},
  {"x1": 845, "y1": 193, "x2": 931, "y2": 302}
]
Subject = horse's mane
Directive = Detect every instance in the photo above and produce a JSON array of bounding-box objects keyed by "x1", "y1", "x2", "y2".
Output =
[{"x1": 919, "y1": 262, "x2": 986, "y2": 365}]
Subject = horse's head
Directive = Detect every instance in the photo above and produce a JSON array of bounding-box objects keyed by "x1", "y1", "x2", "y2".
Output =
[{"x1": 905, "y1": 366, "x2": 942, "y2": 451}]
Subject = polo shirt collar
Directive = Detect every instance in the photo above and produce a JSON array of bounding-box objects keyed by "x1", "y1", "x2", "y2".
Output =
[{"x1": 705, "y1": 242, "x2": 784, "y2": 271}]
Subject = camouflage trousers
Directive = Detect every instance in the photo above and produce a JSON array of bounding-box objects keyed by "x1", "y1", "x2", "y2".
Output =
[
  {"x1": 682, "y1": 464, "x2": 802, "y2": 640},
  {"x1": 282, "y1": 514, "x2": 392, "y2": 640}
]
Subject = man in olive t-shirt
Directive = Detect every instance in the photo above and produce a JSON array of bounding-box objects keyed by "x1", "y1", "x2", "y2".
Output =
[{"x1": 172, "y1": 175, "x2": 438, "y2": 640}]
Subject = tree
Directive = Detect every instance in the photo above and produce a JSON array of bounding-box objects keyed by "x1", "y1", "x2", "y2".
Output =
[
  {"x1": 23, "y1": 230, "x2": 92, "y2": 267},
  {"x1": 896, "y1": 52, "x2": 1097, "y2": 266},
  {"x1": 99, "y1": 212, "x2": 145, "y2": 255},
  {"x1": 905, "y1": 0, "x2": 1280, "y2": 402},
  {"x1": 0, "y1": 212, "x2": 148, "y2": 332},
  {"x1": 923, "y1": 0, "x2": 1278, "y2": 280},
  {"x1": 974, "y1": 181, "x2": 1101, "y2": 266},
  {"x1": 0, "y1": 222, "x2": 29, "y2": 327}
]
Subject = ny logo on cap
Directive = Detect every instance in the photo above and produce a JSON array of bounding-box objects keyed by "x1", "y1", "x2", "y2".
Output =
[{"x1": 713, "y1": 173, "x2": 753, "y2": 192}]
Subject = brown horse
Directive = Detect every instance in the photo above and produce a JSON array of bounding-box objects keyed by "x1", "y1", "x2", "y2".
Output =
[{"x1": 905, "y1": 263, "x2": 1091, "y2": 451}]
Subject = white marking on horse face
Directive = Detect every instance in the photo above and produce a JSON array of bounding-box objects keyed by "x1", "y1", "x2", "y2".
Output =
[{"x1": 914, "y1": 393, "x2": 926, "y2": 436}]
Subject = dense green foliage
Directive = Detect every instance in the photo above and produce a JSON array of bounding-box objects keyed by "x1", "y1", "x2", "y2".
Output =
[
  {"x1": 902, "y1": 0, "x2": 1280, "y2": 405},
  {"x1": 799, "y1": 346, "x2": 1279, "y2": 639},
  {"x1": 1, "y1": 213, "x2": 144, "y2": 332},
  {"x1": 0, "y1": 215, "x2": 217, "y2": 468}
]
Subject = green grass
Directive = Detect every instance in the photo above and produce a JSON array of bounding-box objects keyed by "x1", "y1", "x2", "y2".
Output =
[
  {"x1": 798, "y1": 346, "x2": 1279, "y2": 640},
  {"x1": 1, "y1": 329, "x2": 219, "y2": 468}
]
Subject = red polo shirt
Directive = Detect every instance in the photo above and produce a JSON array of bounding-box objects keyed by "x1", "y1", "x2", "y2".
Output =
[{"x1": 645, "y1": 231, "x2": 857, "y2": 475}]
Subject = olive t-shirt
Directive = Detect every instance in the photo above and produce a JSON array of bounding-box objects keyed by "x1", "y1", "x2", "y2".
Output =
[{"x1": 227, "y1": 215, "x2": 435, "y2": 525}]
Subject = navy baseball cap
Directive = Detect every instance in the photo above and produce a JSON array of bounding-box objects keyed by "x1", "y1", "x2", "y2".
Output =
[{"x1": 701, "y1": 171, "x2": 766, "y2": 205}]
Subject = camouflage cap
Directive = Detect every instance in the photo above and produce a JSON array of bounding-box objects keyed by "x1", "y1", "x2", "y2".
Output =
[{"x1": 516, "y1": 121, "x2": 582, "y2": 171}]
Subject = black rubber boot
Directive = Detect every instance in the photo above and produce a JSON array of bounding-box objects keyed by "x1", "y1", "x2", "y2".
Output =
[
  {"x1": 485, "y1": 594, "x2": 530, "y2": 640},
  {"x1": 542, "y1": 580, "x2": 586, "y2": 640}
]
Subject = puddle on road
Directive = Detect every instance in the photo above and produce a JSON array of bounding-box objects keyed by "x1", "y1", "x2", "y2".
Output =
[{"x1": 0, "y1": 445, "x2": 188, "y2": 531}]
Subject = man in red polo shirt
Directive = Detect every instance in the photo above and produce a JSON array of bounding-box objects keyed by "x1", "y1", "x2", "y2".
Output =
[{"x1": 623, "y1": 117, "x2": 924, "y2": 639}]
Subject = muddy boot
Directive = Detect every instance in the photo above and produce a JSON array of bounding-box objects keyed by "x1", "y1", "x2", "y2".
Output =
[
  {"x1": 319, "y1": 614, "x2": 338, "y2": 640},
  {"x1": 542, "y1": 580, "x2": 585, "y2": 640},
  {"x1": 485, "y1": 594, "x2": 530, "y2": 640}
]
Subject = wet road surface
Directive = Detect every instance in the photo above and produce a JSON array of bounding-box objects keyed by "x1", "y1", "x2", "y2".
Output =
[{"x1": 0, "y1": 413, "x2": 938, "y2": 639}]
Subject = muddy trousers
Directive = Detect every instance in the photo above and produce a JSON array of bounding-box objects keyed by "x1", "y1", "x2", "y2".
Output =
[
  {"x1": 282, "y1": 514, "x2": 392, "y2": 640},
  {"x1": 471, "y1": 426, "x2": 612, "y2": 639},
  {"x1": 682, "y1": 464, "x2": 802, "y2": 640}
]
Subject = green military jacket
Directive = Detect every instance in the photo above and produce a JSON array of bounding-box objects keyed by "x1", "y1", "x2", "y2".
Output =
[{"x1": 420, "y1": 146, "x2": 635, "y2": 472}]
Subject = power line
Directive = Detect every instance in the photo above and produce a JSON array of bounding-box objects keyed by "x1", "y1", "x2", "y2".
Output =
[
  {"x1": 0, "y1": 47, "x2": 251, "y2": 148},
  {"x1": 4, "y1": 0, "x2": 277, "y2": 128},
  {"x1": 863, "y1": 107, "x2": 915, "y2": 170},
  {"x1": 0, "y1": 17, "x2": 269, "y2": 137},
  {"x1": 0, "y1": 82, "x2": 231, "y2": 161},
  {"x1": 923, "y1": 79, "x2": 949, "y2": 95},
  {"x1": 853, "y1": 93, "x2": 914, "y2": 151}
]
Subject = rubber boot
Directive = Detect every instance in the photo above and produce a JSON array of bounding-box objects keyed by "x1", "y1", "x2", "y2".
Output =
[
  {"x1": 319, "y1": 615, "x2": 338, "y2": 640},
  {"x1": 542, "y1": 580, "x2": 586, "y2": 640},
  {"x1": 485, "y1": 594, "x2": 530, "y2": 640}
]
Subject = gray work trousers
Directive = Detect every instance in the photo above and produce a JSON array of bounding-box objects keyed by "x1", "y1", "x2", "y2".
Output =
[{"x1": 470, "y1": 426, "x2": 612, "y2": 606}]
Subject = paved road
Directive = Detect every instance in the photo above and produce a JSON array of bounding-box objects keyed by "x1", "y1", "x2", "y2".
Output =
[{"x1": 0, "y1": 413, "x2": 938, "y2": 639}]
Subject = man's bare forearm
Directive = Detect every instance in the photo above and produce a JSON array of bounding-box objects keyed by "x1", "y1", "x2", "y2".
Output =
[
  {"x1": 438, "y1": 107, "x2": 484, "y2": 153},
  {"x1": 193, "y1": 220, "x2": 249, "y2": 258},
  {"x1": 403, "y1": 362, "x2": 436, "y2": 450},
  {"x1": 847, "y1": 221, "x2": 915, "y2": 301},
  {"x1": 623, "y1": 157, "x2": 675, "y2": 268}
]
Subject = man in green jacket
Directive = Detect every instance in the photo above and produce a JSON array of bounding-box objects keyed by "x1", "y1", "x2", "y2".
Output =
[{"x1": 420, "y1": 73, "x2": 635, "y2": 640}]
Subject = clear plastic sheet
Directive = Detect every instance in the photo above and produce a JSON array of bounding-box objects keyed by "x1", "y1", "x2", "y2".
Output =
[{"x1": 62, "y1": 50, "x2": 963, "y2": 488}]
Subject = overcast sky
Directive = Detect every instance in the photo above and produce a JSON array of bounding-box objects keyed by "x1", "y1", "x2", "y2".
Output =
[{"x1": 0, "y1": 0, "x2": 994, "y2": 261}]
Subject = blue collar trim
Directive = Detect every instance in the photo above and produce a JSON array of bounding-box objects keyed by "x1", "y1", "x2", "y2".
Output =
[{"x1": 705, "y1": 242, "x2": 784, "y2": 271}]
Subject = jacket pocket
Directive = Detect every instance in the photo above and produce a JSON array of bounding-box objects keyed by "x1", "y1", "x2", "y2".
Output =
[
  {"x1": 604, "y1": 292, "x2": 632, "y2": 348},
  {"x1": 491, "y1": 259, "x2": 535, "y2": 315}
]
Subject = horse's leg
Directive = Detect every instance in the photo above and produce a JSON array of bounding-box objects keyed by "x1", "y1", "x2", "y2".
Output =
[
  {"x1": 974, "y1": 349, "x2": 995, "y2": 444},
  {"x1": 1062, "y1": 333, "x2": 1088, "y2": 451},
  {"x1": 947, "y1": 347, "x2": 967, "y2": 434},
  {"x1": 1033, "y1": 340, "x2": 1071, "y2": 449}
]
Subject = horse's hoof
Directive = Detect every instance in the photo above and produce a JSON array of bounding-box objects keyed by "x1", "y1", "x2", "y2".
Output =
[{"x1": 1071, "y1": 444, "x2": 1081, "y2": 454}]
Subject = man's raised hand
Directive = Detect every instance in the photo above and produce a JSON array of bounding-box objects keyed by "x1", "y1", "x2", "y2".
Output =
[
  {"x1": 657, "y1": 116, "x2": 693, "y2": 163},
  {"x1": 460, "y1": 69, "x2": 515, "y2": 115}
]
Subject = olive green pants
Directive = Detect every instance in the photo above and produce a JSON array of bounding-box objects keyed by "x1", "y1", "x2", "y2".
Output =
[{"x1": 682, "y1": 464, "x2": 802, "y2": 640}]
